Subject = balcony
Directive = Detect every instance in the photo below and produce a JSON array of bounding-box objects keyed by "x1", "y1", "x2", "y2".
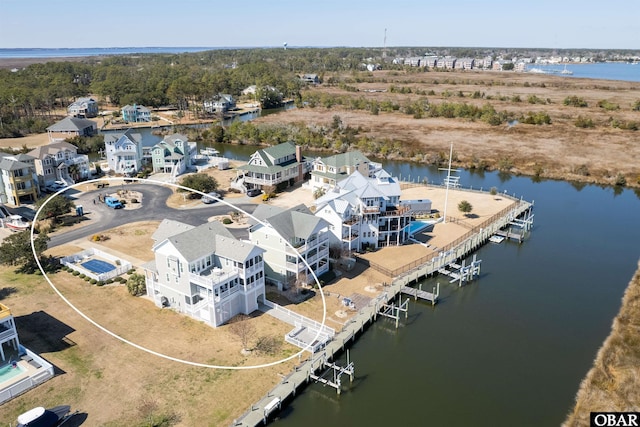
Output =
[
  {"x1": 189, "y1": 268, "x2": 238, "y2": 289},
  {"x1": 362, "y1": 206, "x2": 380, "y2": 214},
  {"x1": 380, "y1": 205, "x2": 411, "y2": 217},
  {"x1": 343, "y1": 216, "x2": 359, "y2": 226},
  {"x1": 342, "y1": 232, "x2": 359, "y2": 241}
]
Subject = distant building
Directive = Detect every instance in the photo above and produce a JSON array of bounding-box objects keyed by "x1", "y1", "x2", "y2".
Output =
[
  {"x1": 104, "y1": 129, "x2": 143, "y2": 175},
  {"x1": 0, "y1": 152, "x2": 39, "y2": 206},
  {"x1": 67, "y1": 97, "x2": 98, "y2": 118},
  {"x1": 203, "y1": 94, "x2": 236, "y2": 114},
  {"x1": 142, "y1": 220, "x2": 266, "y2": 327},
  {"x1": 150, "y1": 133, "x2": 197, "y2": 174},
  {"x1": 46, "y1": 116, "x2": 97, "y2": 142},
  {"x1": 122, "y1": 104, "x2": 151, "y2": 123},
  {"x1": 300, "y1": 74, "x2": 319, "y2": 84},
  {"x1": 27, "y1": 141, "x2": 90, "y2": 187}
]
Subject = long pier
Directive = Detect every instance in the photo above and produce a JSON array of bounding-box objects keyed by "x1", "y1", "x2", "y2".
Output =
[{"x1": 232, "y1": 197, "x2": 533, "y2": 426}]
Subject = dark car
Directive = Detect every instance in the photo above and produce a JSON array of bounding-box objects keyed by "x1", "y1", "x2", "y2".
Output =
[{"x1": 246, "y1": 188, "x2": 262, "y2": 197}]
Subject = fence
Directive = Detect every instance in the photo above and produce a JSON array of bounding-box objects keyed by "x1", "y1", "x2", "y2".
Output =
[
  {"x1": 59, "y1": 248, "x2": 132, "y2": 282},
  {"x1": 363, "y1": 199, "x2": 531, "y2": 278}
]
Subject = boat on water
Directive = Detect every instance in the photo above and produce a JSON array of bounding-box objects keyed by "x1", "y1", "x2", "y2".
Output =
[
  {"x1": 200, "y1": 147, "x2": 220, "y2": 156},
  {"x1": 561, "y1": 64, "x2": 573, "y2": 75},
  {"x1": 17, "y1": 405, "x2": 73, "y2": 427},
  {"x1": 5, "y1": 215, "x2": 30, "y2": 231},
  {"x1": 489, "y1": 235, "x2": 505, "y2": 244}
]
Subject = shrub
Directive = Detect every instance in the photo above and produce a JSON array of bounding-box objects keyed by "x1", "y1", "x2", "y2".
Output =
[
  {"x1": 575, "y1": 116, "x2": 595, "y2": 128},
  {"x1": 563, "y1": 96, "x2": 588, "y2": 107},
  {"x1": 490, "y1": 187, "x2": 498, "y2": 196},
  {"x1": 126, "y1": 273, "x2": 146, "y2": 296},
  {"x1": 72, "y1": 270, "x2": 80, "y2": 276},
  {"x1": 106, "y1": 278, "x2": 114, "y2": 284},
  {"x1": 222, "y1": 217, "x2": 232, "y2": 225},
  {"x1": 97, "y1": 281, "x2": 105, "y2": 287},
  {"x1": 90, "y1": 279, "x2": 97, "y2": 284},
  {"x1": 79, "y1": 273, "x2": 86, "y2": 279},
  {"x1": 130, "y1": 198, "x2": 138, "y2": 203}
]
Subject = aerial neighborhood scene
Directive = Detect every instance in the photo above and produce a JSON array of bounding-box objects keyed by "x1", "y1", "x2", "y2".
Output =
[{"x1": 0, "y1": 2, "x2": 639, "y2": 426}]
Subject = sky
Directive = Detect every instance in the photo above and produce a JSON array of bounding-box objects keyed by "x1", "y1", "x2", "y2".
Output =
[{"x1": 1, "y1": 0, "x2": 638, "y2": 50}]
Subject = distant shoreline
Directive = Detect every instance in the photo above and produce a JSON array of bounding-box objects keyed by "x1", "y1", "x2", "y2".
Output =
[{"x1": 0, "y1": 56, "x2": 95, "y2": 70}]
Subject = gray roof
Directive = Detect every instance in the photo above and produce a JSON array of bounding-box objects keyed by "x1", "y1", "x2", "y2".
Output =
[
  {"x1": 251, "y1": 204, "x2": 327, "y2": 241},
  {"x1": 0, "y1": 157, "x2": 32, "y2": 171},
  {"x1": 104, "y1": 128, "x2": 143, "y2": 145},
  {"x1": 46, "y1": 116, "x2": 97, "y2": 132},
  {"x1": 152, "y1": 219, "x2": 195, "y2": 242},
  {"x1": 27, "y1": 141, "x2": 78, "y2": 159},
  {"x1": 164, "y1": 221, "x2": 260, "y2": 263}
]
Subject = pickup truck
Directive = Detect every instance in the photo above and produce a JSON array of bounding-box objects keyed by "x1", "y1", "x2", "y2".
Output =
[{"x1": 104, "y1": 197, "x2": 124, "y2": 209}]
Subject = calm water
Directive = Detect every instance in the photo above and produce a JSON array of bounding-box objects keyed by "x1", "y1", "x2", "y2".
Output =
[
  {"x1": 526, "y1": 62, "x2": 640, "y2": 82},
  {"x1": 0, "y1": 47, "x2": 216, "y2": 58},
  {"x1": 207, "y1": 144, "x2": 639, "y2": 426}
]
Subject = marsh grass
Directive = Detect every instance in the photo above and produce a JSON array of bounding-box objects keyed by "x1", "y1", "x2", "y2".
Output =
[{"x1": 564, "y1": 260, "x2": 640, "y2": 426}]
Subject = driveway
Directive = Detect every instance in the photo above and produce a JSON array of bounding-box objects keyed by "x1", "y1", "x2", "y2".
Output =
[{"x1": 49, "y1": 183, "x2": 257, "y2": 247}]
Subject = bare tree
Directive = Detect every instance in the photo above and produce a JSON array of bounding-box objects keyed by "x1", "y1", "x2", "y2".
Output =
[{"x1": 229, "y1": 314, "x2": 256, "y2": 353}]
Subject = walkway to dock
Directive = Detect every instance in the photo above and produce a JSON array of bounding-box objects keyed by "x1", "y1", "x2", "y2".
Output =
[{"x1": 232, "y1": 192, "x2": 534, "y2": 427}]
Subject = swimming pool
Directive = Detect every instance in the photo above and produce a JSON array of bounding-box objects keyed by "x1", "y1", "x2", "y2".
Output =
[
  {"x1": 406, "y1": 220, "x2": 435, "y2": 236},
  {"x1": 81, "y1": 259, "x2": 116, "y2": 274},
  {"x1": 0, "y1": 363, "x2": 25, "y2": 383}
]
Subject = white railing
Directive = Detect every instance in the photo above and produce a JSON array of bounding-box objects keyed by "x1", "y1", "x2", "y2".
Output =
[
  {"x1": 263, "y1": 299, "x2": 334, "y2": 337},
  {"x1": 0, "y1": 348, "x2": 54, "y2": 405},
  {"x1": 60, "y1": 248, "x2": 132, "y2": 282},
  {"x1": 189, "y1": 269, "x2": 238, "y2": 288}
]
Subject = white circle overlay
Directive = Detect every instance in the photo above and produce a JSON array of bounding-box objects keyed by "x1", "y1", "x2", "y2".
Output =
[{"x1": 32, "y1": 177, "x2": 328, "y2": 370}]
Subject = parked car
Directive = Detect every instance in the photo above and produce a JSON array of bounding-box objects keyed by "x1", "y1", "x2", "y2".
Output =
[
  {"x1": 44, "y1": 182, "x2": 67, "y2": 193},
  {"x1": 201, "y1": 192, "x2": 222, "y2": 204},
  {"x1": 104, "y1": 197, "x2": 124, "y2": 209},
  {"x1": 246, "y1": 188, "x2": 262, "y2": 197}
]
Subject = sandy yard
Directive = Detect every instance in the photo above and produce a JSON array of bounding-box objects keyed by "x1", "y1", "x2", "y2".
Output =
[{"x1": 3, "y1": 154, "x2": 520, "y2": 425}]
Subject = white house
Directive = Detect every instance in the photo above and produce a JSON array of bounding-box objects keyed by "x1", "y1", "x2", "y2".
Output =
[
  {"x1": 143, "y1": 220, "x2": 266, "y2": 328},
  {"x1": 104, "y1": 129, "x2": 143, "y2": 175},
  {"x1": 315, "y1": 169, "x2": 411, "y2": 252},
  {"x1": 67, "y1": 97, "x2": 98, "y2": 118},
  {"x1": 249, "y1": 204, "x2": 330, "y2": 290},
  {"x1": 203, "y1": 94, "x2": 236, "y2": 114}
]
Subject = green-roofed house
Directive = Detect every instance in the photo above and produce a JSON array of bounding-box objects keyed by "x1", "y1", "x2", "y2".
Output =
[
  {"x1": 143, "y1": 220, "x2": 266, "y2": 327},
  {"x1": 238, "y1": 142, "x2": 309, "y2": 191},
  {"x1": 150, "y1": 133, "x2": 197, "y2": 175},
  {"x1": 248, "y1": 204, "x2": 330, "y2": 290},
  {"x1": 309, "y1": 150, "x2": 382, "y2": 192}
]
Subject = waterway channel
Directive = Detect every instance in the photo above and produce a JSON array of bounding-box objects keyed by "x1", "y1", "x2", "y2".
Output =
[
  {"x1": 94, "y1": 133, "x2": 640, "y2": 425},
  {"x1": 205, "y1": 145, "x2": 636, "y2": 426},
  {"x1": 267, "y1": 166, "x2": 639, "y2": 427}
]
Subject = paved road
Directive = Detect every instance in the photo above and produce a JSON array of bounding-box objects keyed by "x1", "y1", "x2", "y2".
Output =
[{"x1": 49, "y1": 183, "x2": 257, "y2": 247}]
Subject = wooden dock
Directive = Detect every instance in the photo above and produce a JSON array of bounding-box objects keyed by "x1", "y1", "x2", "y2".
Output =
[
  {"x1": 232, "y1": 197, "x2": 534, "y2": 427},
  {"x1": 401, "y1": 284, "x2": 439, "y2": 305}
]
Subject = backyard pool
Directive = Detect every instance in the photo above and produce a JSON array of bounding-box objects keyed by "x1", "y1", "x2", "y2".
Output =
[
  {"x1": 0, "y1": 363, "x2": 25, "y2": 384},
  {"x1": 80, "y1": 259, "x2": 116, "y2": 274},
  {"x1": 406, "y1": 220, "x2": 436, "y2": 236}
]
